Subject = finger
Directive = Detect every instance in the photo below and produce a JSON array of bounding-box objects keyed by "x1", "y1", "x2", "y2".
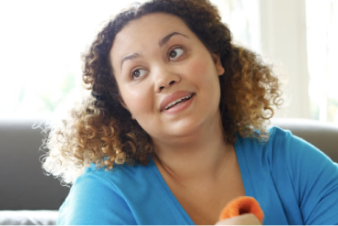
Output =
[{"x1": 215, "y1": 213, "x2": 262, "y2": 225}]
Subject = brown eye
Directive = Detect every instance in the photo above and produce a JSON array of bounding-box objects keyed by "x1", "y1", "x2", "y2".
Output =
[
  {"x1": 170, "y1": 51, "x2": 177, "y2": 58},
  {"x1": 131, "y1": 69, "x2": 146, "y2": 79},
  {"x1": 169, "y1": 47, "x2": 184, "y2": 60},
  {"x1": 133, "y1": 70, "x2": 140, "y2": 78}
]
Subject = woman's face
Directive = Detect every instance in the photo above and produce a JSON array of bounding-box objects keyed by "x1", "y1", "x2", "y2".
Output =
[{"x1": 110, "y1": 13, "x2": 224, "y2": 143}]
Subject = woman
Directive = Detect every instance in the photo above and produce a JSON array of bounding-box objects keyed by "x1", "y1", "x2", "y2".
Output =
[{"x1": 42, "y1": 0, "x2": 338, "y2": 224}]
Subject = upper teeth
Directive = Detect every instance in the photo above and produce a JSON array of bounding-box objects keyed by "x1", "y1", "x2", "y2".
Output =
[{"x1": 165, "y1": 94, "x2": 193, "y2": 110}]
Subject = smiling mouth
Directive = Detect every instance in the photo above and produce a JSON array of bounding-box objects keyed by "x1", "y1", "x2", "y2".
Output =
[{"x1": 164, "y1": 94, "x2": 194, "y2": 110}]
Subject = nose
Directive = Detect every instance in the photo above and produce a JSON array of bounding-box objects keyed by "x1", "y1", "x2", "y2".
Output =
[{"x1": 154, "y1": 65, "x2": 181, "y2": 92}]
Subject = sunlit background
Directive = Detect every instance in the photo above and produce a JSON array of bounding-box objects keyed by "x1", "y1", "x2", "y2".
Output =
[{"x1": 0, "y1": 0, "x2": 337, "y2": 124}]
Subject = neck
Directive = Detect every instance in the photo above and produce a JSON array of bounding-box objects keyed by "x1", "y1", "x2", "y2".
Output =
[{"x1": 152, "y1": 114, "x2": 233, "y2": 185}]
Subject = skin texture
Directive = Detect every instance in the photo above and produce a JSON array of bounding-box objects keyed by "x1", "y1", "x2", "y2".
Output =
[
  {"x1": 110, "y1": 13, "x2": 257, "y2": 225},
  {"x1": 43, "y1": 0, "x2": 282, "y2": 189},
  {"x1": 111, "y1": 13, "x2": 224, "y2": 146},
  {"x1": 43, "y1": 1, "x2": 282, "y2": 224}
]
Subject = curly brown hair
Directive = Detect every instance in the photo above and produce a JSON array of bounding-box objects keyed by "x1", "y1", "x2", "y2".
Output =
[{"x1": 42, "y1": 0, "x2": 282, "y2": 184}]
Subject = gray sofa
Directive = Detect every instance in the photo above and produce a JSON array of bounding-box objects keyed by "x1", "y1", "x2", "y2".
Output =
[
  {"x1": 0, "y1": 118, "x2": 337, "y2": 225},
  {"x1": 0, "y1": 120, "x2": 69, "y2": 225}
]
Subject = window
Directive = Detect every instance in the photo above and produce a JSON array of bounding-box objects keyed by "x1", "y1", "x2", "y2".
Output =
[
  {"x1": 0, "y1": 0, "x2": 259, "y2": 120},
  {"x1": 0, "y1": 0, "x2": 147, "y2": 119},
  {"x1": 306, "y1": 0, "x2": 338, "y2": 123},
  {"x1": 211, "y1": 0, "x2": 260, "y2": 53}
]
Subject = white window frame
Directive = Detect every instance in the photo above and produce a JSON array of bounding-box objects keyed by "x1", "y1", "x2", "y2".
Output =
[{"x1": 259, "y1": 0, "x2": 311, "y2": 119}]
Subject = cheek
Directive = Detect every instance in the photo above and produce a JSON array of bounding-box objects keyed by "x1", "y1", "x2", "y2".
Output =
[
  {"x1": 187, "y1": 55, "x2": 221, "y2": 105},
  {"x1": 121, "y1": 86, "x2": 153, "y2": 116},
  {"x1": 186, "y1": 55, "x2": 218, "y2": 84},
  {"x1": 189, "y1": 57, "x2": 206, "y2": 75}
]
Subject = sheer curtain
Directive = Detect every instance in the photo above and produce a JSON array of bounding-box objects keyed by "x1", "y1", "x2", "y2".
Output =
[
  {"x1": 211, "y1": 0, "x2": 260, "y2": 53},
  {"x1": 306, "y1": 0, "x2": 338, "y2": 123},
  {"x1": 259, "y1": 0, "x2": 338, "y2": 124},
  {"x1": 259, "y1": 0, "x2": 311, "y2": 119}
]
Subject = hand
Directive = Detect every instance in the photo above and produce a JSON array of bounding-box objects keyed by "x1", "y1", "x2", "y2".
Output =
[{"x1": 215, "y1": 213, "x2": 262, "y2": 225}]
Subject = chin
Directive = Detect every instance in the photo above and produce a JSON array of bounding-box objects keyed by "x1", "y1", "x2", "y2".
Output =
[{"x1": 163, "y1": 118, "x2": 206, "y2": 139}]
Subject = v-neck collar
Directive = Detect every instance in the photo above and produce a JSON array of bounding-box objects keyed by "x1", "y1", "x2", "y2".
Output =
[
  {"x1": 149, "y1": 156, "x2": 195, "y2": 224},
  {"x1": 148, "y1": 136, "x2": 251, "y2": 225},
  {"x1": 234, "y1": 136, "x2": 254, "y2": 197}
]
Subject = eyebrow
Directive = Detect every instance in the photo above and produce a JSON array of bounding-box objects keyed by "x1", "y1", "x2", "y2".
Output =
[
  {"x1": 158, "y1": 32, "x2": 189, "y2": 47},
  {"x1": 120, "y1": 32, "x2": 189, "y2": 69},
  {"x1": 120, "y1": 53, "x2": 142, "y2": 70}
]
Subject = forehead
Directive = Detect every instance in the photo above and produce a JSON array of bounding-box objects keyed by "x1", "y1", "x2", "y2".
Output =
[
  {"x1": 115, "y1": 12, "x2": 191, "y2": 43},
  {"x1": 110, "y1": 13, "x2": 194, "y2": 65}
]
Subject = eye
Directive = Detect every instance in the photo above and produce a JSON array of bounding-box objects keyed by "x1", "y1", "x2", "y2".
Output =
[
  {"x1": 169, "y1": 47, "x2": 184, "y2": 60},
  {"x1": 131, "y1": 68, "x2": 147, "y2": 79}
]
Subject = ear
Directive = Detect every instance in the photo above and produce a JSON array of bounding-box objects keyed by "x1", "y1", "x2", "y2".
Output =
[
  {"x1": 118, "y1": 95, "x2": 136, "y2": 119},
  {"x1": 118, "y1": 95, "x2": 128, "y2": 110},
  {"x1": 212, "y1": 53, "x2": 225, "y2": 76}
]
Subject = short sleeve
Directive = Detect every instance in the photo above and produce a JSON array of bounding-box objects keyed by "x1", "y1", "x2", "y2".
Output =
[
  {"x1": 279, "y1": 129, "x2": 338, "y2": 224},
  {"x1": 57, "y1": 168, "x2": 136, "y2": 225}
]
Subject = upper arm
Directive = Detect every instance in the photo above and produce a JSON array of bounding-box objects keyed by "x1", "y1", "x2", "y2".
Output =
[
  {"x1": 283, "y1": 130, "x2": 338, "y2": 224},
  {"x1": 57, "y1": 169, "x2": 136, "y2": 225}
]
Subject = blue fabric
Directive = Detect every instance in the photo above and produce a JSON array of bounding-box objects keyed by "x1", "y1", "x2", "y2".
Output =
[{"x1": 57, "y1": 127, "x2": 338, "y2": 225}]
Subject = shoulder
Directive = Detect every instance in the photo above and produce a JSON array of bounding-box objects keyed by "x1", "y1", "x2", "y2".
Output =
[
  {"x1": 58, "y1": 158, "x2": 184, "y2": 225},
  {"x1": 265, "y1": 126, "x2": 333, "y2": 167},
  {"x1": 69, "y1": 158, "x2": 158, "y2": 197},
  {"x1": 57, "y1": 162, "x2": 154, "y2": 225},
  {"x1": 236, "y1": 126, "x2": 336, "y2": 187},
  {"x1": 237, "y1": 126, "x2": 338, "y2": 224},
  {"x1": 237, "y1": 126, "x2": 332, "y2": 163},
  {"x1": 263, "y1": 128, "x2": 338, "y2": 225}
]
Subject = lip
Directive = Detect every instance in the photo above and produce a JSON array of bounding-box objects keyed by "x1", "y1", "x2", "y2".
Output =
[{"x1": 160, "y1": 90, "x2": 194, "y2": 112}]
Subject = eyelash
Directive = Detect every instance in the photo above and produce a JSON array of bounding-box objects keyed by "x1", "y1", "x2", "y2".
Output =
[
  {"x1": 168, "y1": 46, "x2": 184, "y2": 60},
  {"x1": 130, "y1": 68, "x2": 146, "y2": 80},
  {"x1": 129, "y1": 46, "x2": 185, "y2": 80}
]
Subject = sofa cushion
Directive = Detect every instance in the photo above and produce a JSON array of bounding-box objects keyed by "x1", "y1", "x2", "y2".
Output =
[{"x1": 0, "y1": 210, "x2": 58, "y2": 225}]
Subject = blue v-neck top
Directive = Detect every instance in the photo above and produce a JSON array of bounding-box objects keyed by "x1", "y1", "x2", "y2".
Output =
[{"x1": 57, "y1": 127, "x2": 338, "y2": 225}]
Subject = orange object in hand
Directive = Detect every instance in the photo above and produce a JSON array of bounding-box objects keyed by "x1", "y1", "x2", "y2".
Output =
[{"x1": 219, "y1": 196, "x2": 264, "y2": 224}]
